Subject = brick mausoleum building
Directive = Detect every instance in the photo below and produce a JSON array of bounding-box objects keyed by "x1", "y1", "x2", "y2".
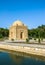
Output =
[{"x1": 9, "y1": 20, "x2": 28, "y2": 40}]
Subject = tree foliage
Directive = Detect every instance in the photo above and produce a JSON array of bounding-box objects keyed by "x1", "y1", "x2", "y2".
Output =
[
  {"x1": 0, "y1": 28, "x2": 9, "y2": 38},
  {"x1": 0, "y1": 25, "x2": 45, "y2": 39},
  {"x1": 28, "y1": 25, "x2": 45, "y2": 38}
]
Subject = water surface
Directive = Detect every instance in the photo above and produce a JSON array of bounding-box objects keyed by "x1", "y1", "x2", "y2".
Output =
[{"x1": 0, "y1": 51, "x2": 45, "y2": 65}]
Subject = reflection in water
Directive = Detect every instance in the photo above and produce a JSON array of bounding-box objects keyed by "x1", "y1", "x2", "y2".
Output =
[
  {"x1": 9, "y1": 53, "x2": 24, "y2": 65},
  {"x1": 0, "y1": 51, "x2": 45, "y2": 65},
  {"x1": 8, "y1": 51, "x2": 45, "y2": 65}
]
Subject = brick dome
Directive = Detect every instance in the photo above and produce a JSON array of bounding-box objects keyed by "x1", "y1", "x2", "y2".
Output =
[{"x1": 12, "y1": 20, "x2": 24, "y2": 26}]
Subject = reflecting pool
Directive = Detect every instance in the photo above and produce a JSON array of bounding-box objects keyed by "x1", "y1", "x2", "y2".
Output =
[{"x1": 0, "y1": 51, "x2": 45, "y2": 65}]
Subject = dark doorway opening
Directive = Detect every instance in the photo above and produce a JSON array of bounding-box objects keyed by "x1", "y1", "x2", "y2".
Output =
[{"x1": 20, "y1": 32, "x2": 23, "y2": 39}]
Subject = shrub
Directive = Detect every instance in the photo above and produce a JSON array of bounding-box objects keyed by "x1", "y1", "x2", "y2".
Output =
[
  {"x1": 11, "y1": 39, "x2": 14, "y2": 41},
  {"x1": 34, "y1": 38, "x2": 36, "y2": 40},
  {"x1": 26, "y1": 38, "x2": 29, "y2": 43}
]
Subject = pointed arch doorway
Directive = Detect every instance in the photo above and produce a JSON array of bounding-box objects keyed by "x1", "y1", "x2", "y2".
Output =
[{"x1": 20, "y1": 32, "x2": 23, "y2": 39}]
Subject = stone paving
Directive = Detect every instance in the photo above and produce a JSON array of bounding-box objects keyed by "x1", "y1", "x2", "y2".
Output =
[
  {"x1": 0, "y1": 41, "x2": 45, "y2": 57},
  {"x1": 0, "y1": 41, "x2": 45, "y2": 49}
]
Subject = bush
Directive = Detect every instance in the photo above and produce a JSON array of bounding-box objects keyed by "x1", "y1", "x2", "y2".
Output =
[
  {"x1": 26, "y1": 38, "x2": 29, "y2": 43},
  {"x1": 11, "y1": 39, "x2": 14, "y2": 41},
  {"x1": 34, "y1": 38, "x2": 36, "y2": 40}
]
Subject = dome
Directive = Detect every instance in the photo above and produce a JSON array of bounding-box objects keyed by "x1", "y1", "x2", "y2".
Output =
[{"x1": 12, "y1": 20, "x2": 24, "y2": 26}]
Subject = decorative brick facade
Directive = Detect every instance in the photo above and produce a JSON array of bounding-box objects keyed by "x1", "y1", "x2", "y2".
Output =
[{"x1": 9, "y1": 20, "x2": 28, "y2": 40}]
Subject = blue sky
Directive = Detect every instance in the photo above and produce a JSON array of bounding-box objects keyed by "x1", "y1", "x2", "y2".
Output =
[{"x1": 0, "y1": 0, "x2": 45, "y2": 29}]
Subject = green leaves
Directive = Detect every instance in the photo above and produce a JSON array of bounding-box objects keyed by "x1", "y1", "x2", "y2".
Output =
[
  {"x1": 0, "y1": 28, "x2": 9, "y2": 38},
  {"x1": 28, "y1": 25, "x2": 45, "y2": 38}
]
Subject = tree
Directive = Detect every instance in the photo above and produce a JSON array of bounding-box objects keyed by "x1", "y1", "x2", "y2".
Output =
[
  {"x1": 0, "y1": 28, "x2": 9, "y2": 38},
  {"x1": 28, "y1": 25, "x2": 45, "y2": 39}
]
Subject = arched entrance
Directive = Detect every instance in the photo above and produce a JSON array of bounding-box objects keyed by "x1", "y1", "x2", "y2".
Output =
[{"x1": 20, "y1": 32, "x2": 23, "y2": 39}]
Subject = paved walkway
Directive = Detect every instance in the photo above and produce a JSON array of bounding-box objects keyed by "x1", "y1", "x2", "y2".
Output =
[
  {"x1": 0, "y1": 41, "x2": 45, "y2": 57},
  {"x1": 0, "y1": 41, "x2": 45, "y2": 49}
]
